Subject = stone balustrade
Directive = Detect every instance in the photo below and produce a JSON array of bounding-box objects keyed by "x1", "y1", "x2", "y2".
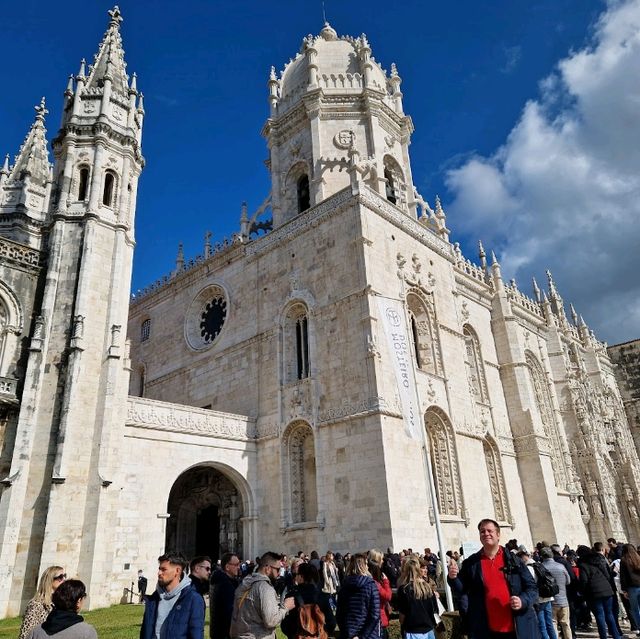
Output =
[{"x1": 126, "y1": 396, "x2": 256, "y2": 441}]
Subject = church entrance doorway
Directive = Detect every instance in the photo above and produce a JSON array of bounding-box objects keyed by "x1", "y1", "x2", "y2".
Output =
[{"x1": 165, "y1": 465, "x2": 243, "y2": 562}]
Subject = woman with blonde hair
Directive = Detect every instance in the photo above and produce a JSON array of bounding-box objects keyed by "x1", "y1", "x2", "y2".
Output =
[
  {"x1": 336, "y1": 553, "x2": 380, "y2": 639},
  {"x1": 397, "y1": 556, "x2": 439, "y2": 639},
  {"x1": 18, "y1": 566, "x2": 66, "y2": 639},
  {"x1": 321, "y1": 551, "x2": 340, "y2": 611},
  {"x1": 368, "y1": 549, "x2": 392, "y2": 639}
]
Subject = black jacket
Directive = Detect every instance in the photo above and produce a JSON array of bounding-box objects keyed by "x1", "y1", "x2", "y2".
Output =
[
  {"x1": 281, "y1": 582, "x2": 336, "y2": 639},
  {"x1": 578, "y1": 552, "x2": 614, "y2": 599},
  {"x1": 210, "y1": 569, "x2": 239, "y2": 639}
]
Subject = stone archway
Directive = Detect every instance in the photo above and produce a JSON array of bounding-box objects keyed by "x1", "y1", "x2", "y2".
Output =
[{"x1": 165, "y1": 465, "x2": 244, "y2": 562}]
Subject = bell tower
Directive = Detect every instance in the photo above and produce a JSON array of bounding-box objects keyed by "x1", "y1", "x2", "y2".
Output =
[
  {"x1": 263, "y1": 24, "x2": 417, "y2": 228},
  {"x1": 0, "y1": 6, "x2": 144, "y2": 615}
]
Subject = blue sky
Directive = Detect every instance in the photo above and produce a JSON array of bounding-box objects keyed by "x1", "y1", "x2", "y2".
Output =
[{"x1": 2, "y1": 0, "x2": 638, "y2": 344}]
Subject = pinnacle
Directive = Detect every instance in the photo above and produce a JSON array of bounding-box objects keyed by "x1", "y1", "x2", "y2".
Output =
[
  {"x1": 8, "y1": 99, "x2": 51, "y2": 186},
  {"x1": 85, "y1": 5, "x2": 129, "y2": 95}
]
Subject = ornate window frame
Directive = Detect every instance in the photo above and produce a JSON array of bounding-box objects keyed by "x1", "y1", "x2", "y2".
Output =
[
  {"x1": 525, "y1": 350, "x2": 569, "y2": 491},
  {"x1": 406, "y1": 290, "x2": 443, "y2": 376},
  {"x1": 463, "y1": 324, "x2": 489, "y2": 403},
  {"x1": 425, "y1": 407, "x2": 465, "y2": 521},
  {"x1": 483, "y1": 435, "x2": 512, "y2": 525},
  {"x1": 280, "y1": 420, "x2": 319, "y2": 530}
]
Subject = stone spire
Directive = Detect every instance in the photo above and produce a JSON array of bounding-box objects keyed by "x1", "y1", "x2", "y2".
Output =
[
  {"x1": 175, "y1": 243, "x2": 185, "y2": 272},
  {"x1": 7, "y1": 98, "x2": 51, "y2": 188},
  {"x1": 478, "y1": 240, "x2": 487, "y2": 273},
  {"x1": 84, "y1": 6, "x2": 130, "y2": 96},
  {"x1": 532, "y1": 277, "x2": 541, "y2": 303}
]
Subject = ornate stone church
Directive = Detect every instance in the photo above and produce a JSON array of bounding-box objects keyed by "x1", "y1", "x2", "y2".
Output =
[{"x1": 1, "y1": 6, "x2": 638, "y2": 617}]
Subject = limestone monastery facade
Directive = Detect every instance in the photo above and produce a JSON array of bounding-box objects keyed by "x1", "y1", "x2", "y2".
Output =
[{"x1": 0, "y1": 7, "x2": 639, "y2": 617}]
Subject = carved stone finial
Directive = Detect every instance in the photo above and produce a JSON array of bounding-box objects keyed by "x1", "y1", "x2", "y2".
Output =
[
  {"x1": 319, "y1": 22, "x2": 337, "y2": 41},
  {"x1": 108, "y1": 5, "x2": 123, "y2": 28},
  {"x1": 34, "y1": 97, "x2": 48, "y2": 123}
]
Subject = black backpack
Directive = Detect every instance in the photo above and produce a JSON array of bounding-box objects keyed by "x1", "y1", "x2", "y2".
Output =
[{"x1": 532, "y1": 562, "x2": 560, "y2": 598}]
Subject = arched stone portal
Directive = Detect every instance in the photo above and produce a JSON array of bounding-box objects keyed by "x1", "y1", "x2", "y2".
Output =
[{"x1": 165, "y1": 466, "x2": 244, "y2": 561}]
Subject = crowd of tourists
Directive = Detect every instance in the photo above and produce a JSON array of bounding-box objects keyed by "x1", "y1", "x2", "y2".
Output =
[{"x1": 15, "y1": 519, "x2": 640, "y2": 639}]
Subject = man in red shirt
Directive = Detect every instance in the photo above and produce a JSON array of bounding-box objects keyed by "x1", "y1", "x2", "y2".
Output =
[{"x1": 448, "y1": 518, "x2": 539, "y2": 639}]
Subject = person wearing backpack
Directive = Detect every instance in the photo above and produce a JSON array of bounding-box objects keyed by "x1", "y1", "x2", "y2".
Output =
[
  {"x1": 540, "y1": 547, "x2": 571, "y2": 639},
  {"x1": 576, "y1": 545, "x2": 622, "y2": 639},
  {"x1": 518, "y1": 549, "x2": 558, "y2": 639},
  {"x1": 281, "y1": 562, "x2": 336, "y2": 639}
]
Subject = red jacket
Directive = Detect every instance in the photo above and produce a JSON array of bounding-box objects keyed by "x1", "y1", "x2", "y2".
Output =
[{"x1": 376, "y1": 575, "x2": 393, "y2": 627}]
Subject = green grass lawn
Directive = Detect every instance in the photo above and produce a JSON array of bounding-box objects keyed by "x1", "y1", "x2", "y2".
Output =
[{"x1": 0, "y1": 605, "x2": 403, "y2": 639}]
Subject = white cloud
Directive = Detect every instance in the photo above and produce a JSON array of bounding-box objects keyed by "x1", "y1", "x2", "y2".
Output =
[{"x1": 445, "y1": 0, "x2": 640, "y2": 344}]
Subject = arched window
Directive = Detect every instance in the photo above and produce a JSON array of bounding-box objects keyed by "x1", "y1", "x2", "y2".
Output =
[
  {"x1": 483, "y1": 437, "x2": 511, "y2": 523},
  {"x1": 141, "y1": 318, "x2": 151, "y2": 342},
  {"x1": 283, "y1": 303, "x2": 310, "y2": 383},
  {"x1": 406, "y1": 292, "x2": 442, "y2": 375},
  {"x1": 425, "y1": 408, "x2": 464, "y2": 518},
  {"x1": 284, "y1": 422, "x2": 318, "y2": 524},
  {"x1": 78, "y1": 166, "x2": 90, "y2": 201},
  {"x1": 526, "y1": 351, "x2": 569, "y2": 490},
  {"x1": 297, "y1": 175, "x2": 310, "y2": 213},
  {"x1": 463, "y1": 325, "x2": 488, "y2": 403},
  {"x1": 103, "y1": 171, "x2": 116, "y2": 207},
  {"x1": 383, "y1": 155, "x2": 405, "y2": 207},
  {"x1": 384, "y1": 168, "x2": 396, "y2": 204}
]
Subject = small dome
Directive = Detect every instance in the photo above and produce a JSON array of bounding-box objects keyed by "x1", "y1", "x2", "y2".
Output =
[{"x1": 278, "y1": 26, "x2": 389, "y2": 110}]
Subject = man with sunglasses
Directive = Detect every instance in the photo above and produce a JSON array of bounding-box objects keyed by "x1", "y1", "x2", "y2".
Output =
[
  {"x1": 230, "y1": 552, "x2": 295, "y2": 639},
  {"x1": 190, "y1": 556, "x2": 213, "y2": 598}
]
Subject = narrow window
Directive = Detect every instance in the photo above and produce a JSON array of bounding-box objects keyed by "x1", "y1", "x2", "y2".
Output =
[
  {"x1": 295, "y1": 316, "x2": 309, "y2": 379},
  {"x1": 297, "y1": 175, "x2": 310, "y2": 213},
  {"x1": 139, "y1": 367, "x2": 145, "y2": 398},
  {"x1": 384, "y1": 168, "x2": 396, "y2": 204},
  {"x1": 103, "y1": 172, "x2": 115, "y2": 207},
  {"x1": 141, "y1": 318, "x2": 151, "y2": 342},
  {"x1": 410, "y1": 314, "x2": 422, "y2": 368},
  {"x1": 78, "y1": 167, "x2": 89, "y2": 201}
]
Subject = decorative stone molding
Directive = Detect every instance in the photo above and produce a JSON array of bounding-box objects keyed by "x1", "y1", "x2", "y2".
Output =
[
  {"x1": 126, "y1": 397, "x2": 256, "y2": 441},
  {"x1": 0, "y1": 237, "x2": 43, "y2": 270},
  {"x1": 318, "y1": 395, "x2": 398, "y2": 424},
  {"x1": 247, "y1": 187, "x2": 354, "y2": 259},
  {"x1": 359, "y1": 187, "x2": 453, "y2": 261}
]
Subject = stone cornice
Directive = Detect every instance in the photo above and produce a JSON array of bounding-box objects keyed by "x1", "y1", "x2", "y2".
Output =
[
  {"x1": 246, "y1": 187, "x2": 354, "y2": 260},
  {"x1": 126, "y1": 396, "x2": 256, "y2": 441},
  {"x1": 358, "y1": 187, "x2": 453, "y2": 260}
]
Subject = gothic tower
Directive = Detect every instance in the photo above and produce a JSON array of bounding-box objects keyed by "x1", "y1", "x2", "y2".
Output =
[
  {"x1": 263, "y1": 23, "x2": 417, "y2": 227},
  {"x1": 0, "y1": 6, "x2": 144, "y2": 615}
]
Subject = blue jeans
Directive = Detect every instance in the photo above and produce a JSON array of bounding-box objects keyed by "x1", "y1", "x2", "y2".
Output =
[
  {"x1": 627, "y1": 586, "x2": 640, "y2": 631},
  {"x1": 590, "y1": 596, "x2": 621, "y2": 639},
  {"x1": 406, "y1": 632, "x2": 435, "y2": 639},
  {"x1": 537, "y1": 601, "x2": 558, "y2": 639}
]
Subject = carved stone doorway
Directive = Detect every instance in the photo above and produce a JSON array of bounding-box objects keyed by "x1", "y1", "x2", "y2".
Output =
[{"x1": 165, "y1": 465, "x2": 243, "y2": 561}]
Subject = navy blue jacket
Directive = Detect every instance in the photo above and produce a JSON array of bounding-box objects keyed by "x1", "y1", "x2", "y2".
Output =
[
  {"x1": 448, "y1": 547, "x2": 539, "y2": 639},
  {"x1": 336, "y1": 575, "x2": 380, "y2": 639},
  {"x1": 140, "y1": 582, "x2": 205, "y2": 639}
]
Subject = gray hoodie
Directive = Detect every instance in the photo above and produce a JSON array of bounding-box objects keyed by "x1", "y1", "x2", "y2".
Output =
[
  {"x1": 230, "y1": 573, "x2": 288, "y2": 639},
  {"x1": 155, "y1": 573, "x2": 192, "y2": 639}
]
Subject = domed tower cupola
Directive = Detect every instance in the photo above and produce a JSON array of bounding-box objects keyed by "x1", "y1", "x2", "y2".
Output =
[{"x1": 263, "y1": 24, "x2": 416, "y2": 228}]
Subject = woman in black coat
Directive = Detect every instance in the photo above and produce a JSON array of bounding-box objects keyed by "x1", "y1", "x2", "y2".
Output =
[{"x1": 576, "y1": 545, "x2": 621, "y2": 639}]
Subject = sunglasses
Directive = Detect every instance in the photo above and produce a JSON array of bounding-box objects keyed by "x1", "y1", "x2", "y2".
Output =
[{"x1": 54, "y1": 574, "x2": 67, "y2": 581}]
